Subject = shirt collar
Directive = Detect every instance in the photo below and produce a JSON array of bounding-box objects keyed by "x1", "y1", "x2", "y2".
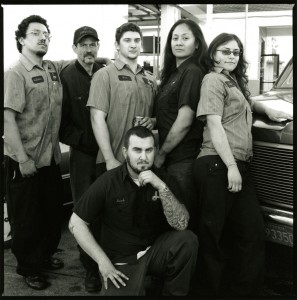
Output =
[
  {"x1": 114, "y1": 58, "x2": 144, "y2": 74},
  {"x1": 213, "y1": 66, "x2": 224, "y2": 74},
  {"x1": 19, "y1": 53, "x2": 44, "y2": 71},
  {"x1": 177, "y1": 57, "x2": 194, "y2": 72},
  {"x1": 75, "y1": 60, "x2": 100, "y2": 76},
  {"x1": 121, "y1": 162, "x2": 130, "y2": 182}
]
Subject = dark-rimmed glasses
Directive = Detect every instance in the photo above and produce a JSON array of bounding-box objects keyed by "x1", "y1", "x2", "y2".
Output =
[{"x1": 216, "y1": 49, "x2": 241, "y2": 56}]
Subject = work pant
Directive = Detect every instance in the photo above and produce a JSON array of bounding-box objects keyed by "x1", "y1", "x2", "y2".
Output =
[
  {"x1": 193, "y1": 155, "x2": 266, "y2": 296},
  {"x1": 69, "y1": 148, "x2": 102, "y2": 274},
  {"x1": 4, "y1": 156, "x2": 63, "y2": 276},
  {"x1": 99, "y1": 230, "x2": 198, "y2": 296},
  {"x1": 166, "y1": 160, "x2": 198, "y2": 232}
]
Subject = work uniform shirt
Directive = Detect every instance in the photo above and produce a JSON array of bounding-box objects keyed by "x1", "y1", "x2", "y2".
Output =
[
  {"x1": 73, "y1": 163, "x2": 181, "y2": 264},
  {"x1": 87, "y1": 58, "x2": 157, "y2": 163},
  {"x1": 156, "y1": 58, "x2": 205, "y2": 165},
  {"x1": 197, "y1": 67, "x2": 254, "y2": 161},
  {"x1": 4, "y1": 54, "x2": 69, "y2": 167},
  {"x1": 59, "y1": 60, "x2": 104, "y2": 157}
]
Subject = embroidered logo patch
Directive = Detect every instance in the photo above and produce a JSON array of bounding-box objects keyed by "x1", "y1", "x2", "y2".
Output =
[
  {"x1": 118, "y1": 75, "x2": 132, "y2": 81},
  {"x1": 50, "y1": 72, "x2": 59, "y2": 82},
  {"x1": 115, "y1": 198, "x2": 126, "y2": 204},
  {"x1": 142, "y1": 77, "x2": 154, "y2": 86},
  {"x1": 32, "y1": 76, "x2": 44, "y2": 83},
  {"x1": 225, "y1": 81, "x2": 236, "y2": 88}
]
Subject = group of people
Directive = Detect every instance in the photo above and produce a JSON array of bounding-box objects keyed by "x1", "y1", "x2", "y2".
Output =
[{"x1": 4, "y1": 14, "x2": 292, "y2": 297}]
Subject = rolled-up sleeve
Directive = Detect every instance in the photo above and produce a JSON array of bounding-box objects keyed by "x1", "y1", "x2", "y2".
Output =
[{"x1": 196, "y1": 73, "x2": 226, "y2": 120}]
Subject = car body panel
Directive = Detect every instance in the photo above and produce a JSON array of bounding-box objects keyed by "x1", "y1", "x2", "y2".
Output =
[{"x1": 250, "y1": 58, "x2": 293, "y2": 247}]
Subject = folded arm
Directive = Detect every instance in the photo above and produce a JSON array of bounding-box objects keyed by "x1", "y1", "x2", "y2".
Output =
[{"x1": 138, "y1": 170, "x2": 189, "y2": 230}]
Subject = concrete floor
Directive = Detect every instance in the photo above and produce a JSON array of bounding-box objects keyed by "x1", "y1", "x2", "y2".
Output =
[
  {"x1": 2, "y1": 209, "x2": 96, "y2": 297},
  {"x1": 2, "y1": 207, "x2": 296, "y2": 297}
]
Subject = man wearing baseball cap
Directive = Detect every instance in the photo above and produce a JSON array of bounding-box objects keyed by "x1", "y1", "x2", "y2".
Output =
[{"x1": 59, "y1": 26, "x2": 110, "y2": 292}]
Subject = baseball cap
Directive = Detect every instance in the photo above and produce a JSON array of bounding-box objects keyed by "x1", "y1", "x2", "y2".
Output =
[{"x1": 73, "y1": 26, "x2": 99, "y2": 44}]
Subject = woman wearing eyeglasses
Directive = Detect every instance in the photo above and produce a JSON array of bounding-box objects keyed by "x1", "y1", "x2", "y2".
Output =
[{"x1": 193, "y1": 33, "x2": 292, "y2": 297}]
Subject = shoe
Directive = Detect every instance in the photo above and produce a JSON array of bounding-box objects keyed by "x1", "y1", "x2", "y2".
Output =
[
  {"x1": 85, "y1": 270, "x2": 102, "y2": 293},
  {"x1": 43, "y1": 257, "x2": 64, "y2": 270},
  {"x1": 24, "y1": 275, "x2": 48, "y2": 290}
]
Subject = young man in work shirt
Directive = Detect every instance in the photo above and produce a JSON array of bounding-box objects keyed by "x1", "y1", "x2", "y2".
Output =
[{"x1": 87, "y1": 22, "x2": 157, "y2": 177}]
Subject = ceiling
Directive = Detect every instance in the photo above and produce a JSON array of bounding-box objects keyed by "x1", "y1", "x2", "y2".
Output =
[{"x1": 128, "y1": 4, "x2": 294, "y2": 26}]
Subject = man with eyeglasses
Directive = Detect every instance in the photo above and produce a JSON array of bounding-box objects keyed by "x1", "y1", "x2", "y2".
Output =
[
  {"x1": 3, "y1": 14, "x2": 71, "y2": 291},
  {"x1": 59, "y1": 26, "x2": 107, "y2": 293}
]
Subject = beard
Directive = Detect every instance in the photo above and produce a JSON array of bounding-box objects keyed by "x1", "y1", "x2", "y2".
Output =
[
  {"x1": 36, "y1": 51, "x2": 46, "y2": 57},
  {"x1": 126, "y1": 155, "x2": 151, "y2": 174}
]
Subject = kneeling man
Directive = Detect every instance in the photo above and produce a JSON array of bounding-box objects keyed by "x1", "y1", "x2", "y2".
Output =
[{"x1": 69, "y1": 126, "x2": 198, "y2": 296}]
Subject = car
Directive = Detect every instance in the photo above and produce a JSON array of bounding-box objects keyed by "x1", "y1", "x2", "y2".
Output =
[{"x1": 250, "y1": 57, "x2": 293, "y2": 247}]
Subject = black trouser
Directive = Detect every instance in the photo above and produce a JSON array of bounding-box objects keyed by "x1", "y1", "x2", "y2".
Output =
[
  {"x1": 166, "y1": 160, "x2": 198, "y2": 233},
  {"x1": 77, "y1": 162, "x2": 107, "y2": 273},
  {"x1": 4, "y1": 156, "x2": 63, "y2": 276},
  {"x1": 193, "y1": 155, "x2": 266, "y2": 296},
  {"x1": 99, "y1": 230, "x2": 198, "y2": 296}
]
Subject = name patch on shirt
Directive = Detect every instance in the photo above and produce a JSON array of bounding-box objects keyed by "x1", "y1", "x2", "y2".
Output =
[
  {"x1": 115, "y1": 198, "x2": 127, "y2": 204},
  {"x1": 225, "y1": 81, "x2": 236, "y2": 88},
  {"x1": 50, "y1": 72, "x2": 59, "y2": 82},
  {"x1": 32, "y1": 76, "x2": 44, "y2": 83},
  {"x1": 142, "y1": 77, "x2": 154, "y2": 87},
  {"x1": 118, "y1": 75, "x2": 132, "y2": 81}
]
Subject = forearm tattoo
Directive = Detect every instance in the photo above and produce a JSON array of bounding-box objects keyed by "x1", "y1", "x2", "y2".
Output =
[{"x1": 159, "y1": 185, "x2": 189, "y2": 230}]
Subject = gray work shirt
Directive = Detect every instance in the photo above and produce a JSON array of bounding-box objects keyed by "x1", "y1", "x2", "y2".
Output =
[
  {"x1": 4, "y1": 54, "x2": 69, "y2": 167},
  {"x1": 196, "y1": 67, "x2": 254, "y2": 162},
  {"x1": 87, "y1": 58, "x2": 157, "y2": 163}
]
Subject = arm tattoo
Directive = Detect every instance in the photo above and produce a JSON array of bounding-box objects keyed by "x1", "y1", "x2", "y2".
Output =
[{"x1": 159, "y1": 185, "x2": 189, "y2": 230}]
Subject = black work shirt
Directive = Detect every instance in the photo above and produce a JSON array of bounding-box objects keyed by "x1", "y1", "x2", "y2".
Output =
[
  {"x1": 156, "y1": 58, "x2": 205, "y2": 165},
  {"x1": 73, "y1": 163, "x2": 182, "y2": 263},
  {"x1": 59, "y1": 60, "x2": 104, "y2": 156}
]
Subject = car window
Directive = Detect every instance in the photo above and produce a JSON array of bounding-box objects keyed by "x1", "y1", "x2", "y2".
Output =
[{"x1": 275, "y1": 60, "x2": 293, "y2": 89}]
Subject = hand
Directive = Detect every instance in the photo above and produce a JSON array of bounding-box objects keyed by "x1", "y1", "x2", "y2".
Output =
[
  {"x1": 98, "y1": 257, "x2": 129, "y2": 290},
  {"x1": 154, "y1": 151, "x2": 166, "y2": 168},
  {"x1": 266, "y1": 107, "x2": 293, "y2": 122},
  {"x1": 19, "y1": 159, "x2": 38, "y2": 177},
  {"x1": 227, "y1": 165, "x2": 242, "y2": 193},
  {"x1": 106, "y1": 158, "x2": 121, "y2": 171},
  {"x1": 138, "y1": 170, "x2": 164, "y2": 190},
  {"x1": 139, "y1": 117, "x2": 154, "y2": 130}
]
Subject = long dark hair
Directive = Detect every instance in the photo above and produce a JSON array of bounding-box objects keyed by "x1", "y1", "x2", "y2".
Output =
[
  {"x1": 160, "y1": 19, "x2": 209, "y2": 88},
  {"x1": 208, "y1": 33, "x2": 251, "y2": 100}
]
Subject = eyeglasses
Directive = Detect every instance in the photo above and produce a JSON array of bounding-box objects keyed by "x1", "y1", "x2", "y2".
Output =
[
  {"x1": 77, "y1": 43, "x2": 98, "y2": 50},
  {"x1": 216, "y1": 49, "x2": 242, "y2": 56},
  {"x1": 26, "y1": 30, "x2": 51, "y2": 40}
]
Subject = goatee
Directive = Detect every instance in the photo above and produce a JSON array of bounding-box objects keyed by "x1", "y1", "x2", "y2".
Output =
[{"x1": 36, "y1": 51, "x2": 46, "y2": 57}]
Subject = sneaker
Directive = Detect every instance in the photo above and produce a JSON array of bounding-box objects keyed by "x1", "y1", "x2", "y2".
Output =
[
  {"x1": 43, "y1": 257, "x2": 64, "y2": 270},
  {"x1": 24, "y1": 275, "x2": 48, "y2": 290}
]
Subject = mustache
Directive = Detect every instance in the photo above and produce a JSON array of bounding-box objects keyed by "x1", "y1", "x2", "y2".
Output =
[{"x1": 137, "y1": 160, "x2": 149, "y2": 165}]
